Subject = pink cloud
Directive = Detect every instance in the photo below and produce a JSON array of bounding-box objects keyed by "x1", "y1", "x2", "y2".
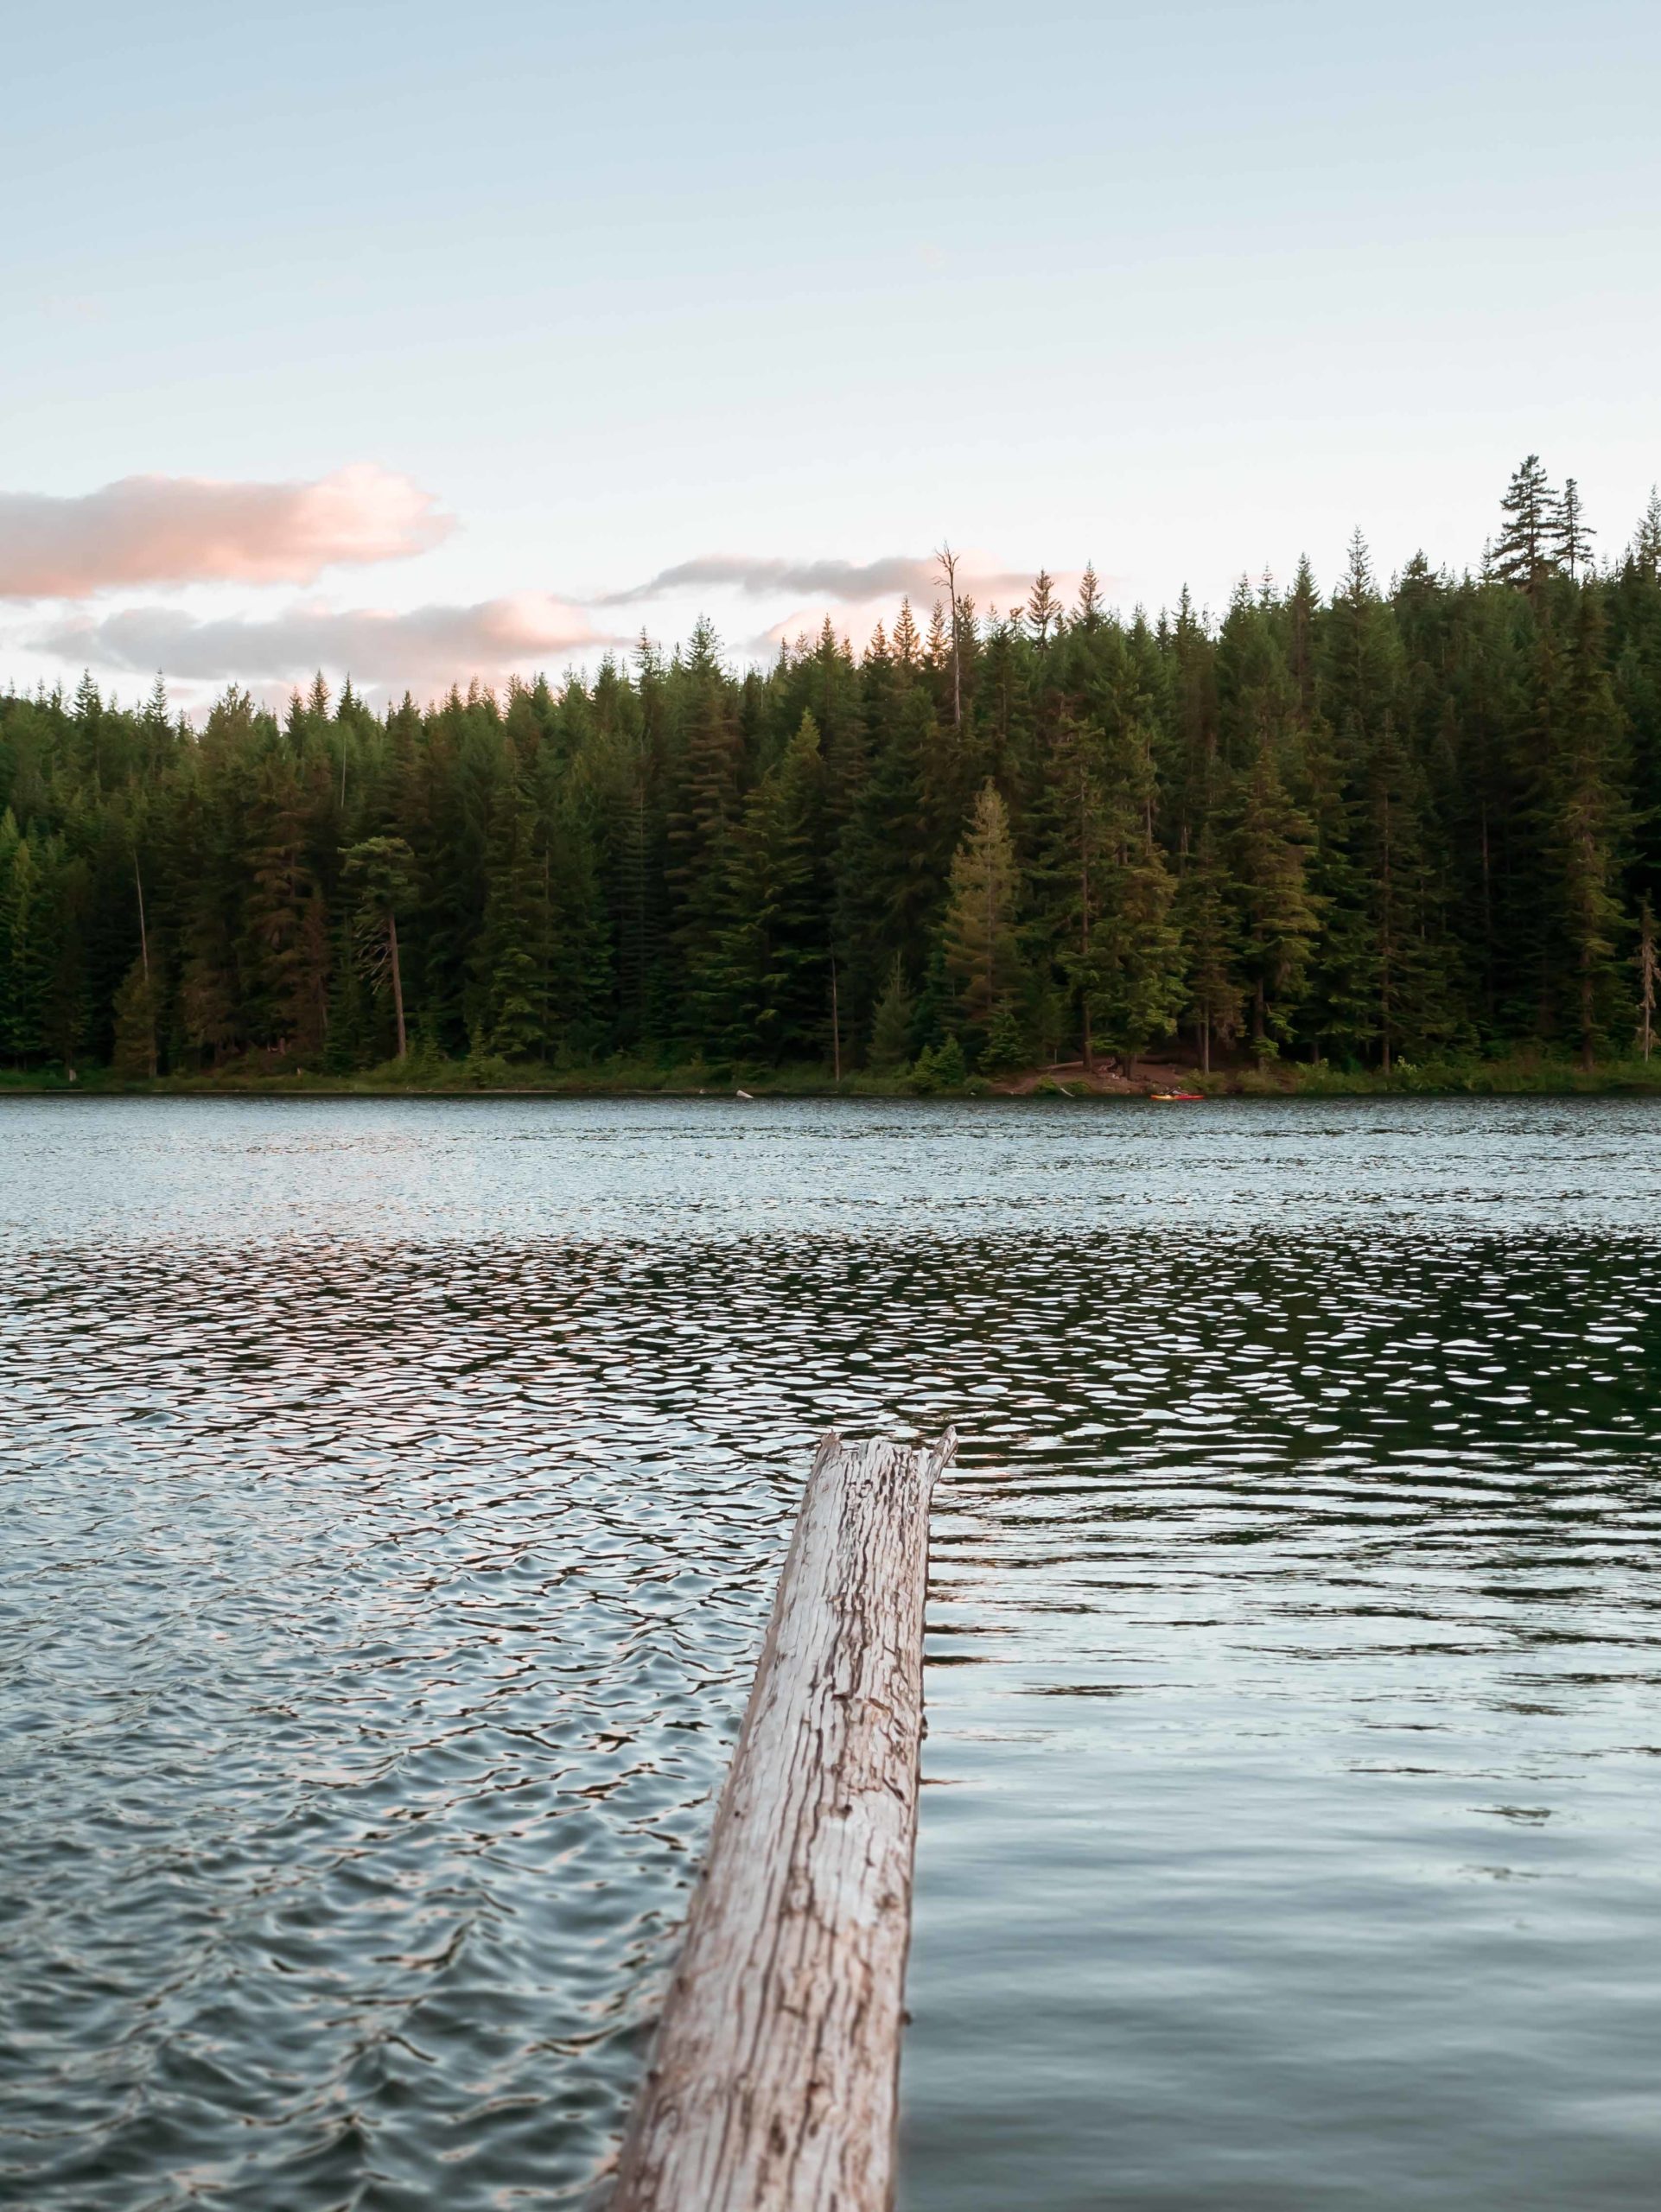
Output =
[
  {"x1": 0, "y1": 465, "x2": 452, "y2": 598},
  {"x1": 35, "y1": 594, "x2": 621, "y2": 690}
]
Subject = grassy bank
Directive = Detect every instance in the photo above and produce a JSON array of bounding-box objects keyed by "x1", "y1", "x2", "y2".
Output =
[{"x1": 5, "y1": 1053, "x2": 1661, "y2": 1099}]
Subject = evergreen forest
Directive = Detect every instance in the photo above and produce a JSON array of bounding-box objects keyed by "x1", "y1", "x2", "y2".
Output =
[{"x1": 4, "y1": 459, "x2": 1661, "y2": 1089}]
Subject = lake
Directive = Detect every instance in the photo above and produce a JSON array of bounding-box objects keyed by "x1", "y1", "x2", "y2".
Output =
[{"x1": 2, "y1": 1096, "x2": 1658, "y2": 2209}]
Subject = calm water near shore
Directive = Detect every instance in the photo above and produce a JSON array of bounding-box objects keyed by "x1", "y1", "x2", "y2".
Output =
[{"x1": 3, "y1": 1096, "x2": 1659, "y2": 2209}]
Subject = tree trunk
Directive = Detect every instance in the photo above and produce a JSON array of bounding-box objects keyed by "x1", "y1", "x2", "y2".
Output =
[{"x1": 612, "y1": 1430, "x2": 956, "y2": 2212}]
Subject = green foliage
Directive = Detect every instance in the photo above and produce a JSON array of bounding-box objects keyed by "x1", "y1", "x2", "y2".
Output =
[
  {"x1": 980, "y1": 1000, "x2": 1027, "y2": 1072},
  {"x1": 1229, "y1": 740, "x2": 1321, "y2": 1052},
  {"x1": 111, "y1": 955, "x2": 158, "y2": 1080},
  {"x1": 342, "y1": 835, "x2": 416, "y2": 1058},
  {"x1": 708, "y1": 710, "x2": 828, "y2": 1058},
  {"x1": 867, "y1": 955, "x2": 915, "y2": 1071},
  {"x1": 4, "y1": 460, "x2": 1661, "y2": 1082},
  {"x1": 942, "y1": 781, "x2": 1022, "y2": 1034},
  {"x1": 909, "y1": 1034, "x2": 969, "y2": 1092},
  {"x1": 0, "y1": 815, "x2": 52, "y2": 1061}
]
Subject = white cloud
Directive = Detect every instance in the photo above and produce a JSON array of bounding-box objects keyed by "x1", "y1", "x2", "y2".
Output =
[
  {"x1": 35, "y1": 593, "x2": 619, "y2": 690},
  {"x1": 598, "y1": 551, "x2": 1041, "y2": 607}
]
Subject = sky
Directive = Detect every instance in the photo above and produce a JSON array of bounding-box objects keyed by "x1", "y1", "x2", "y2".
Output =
[{"x1": 4, "y1": 0, "x2": 1660, "y2": 709}]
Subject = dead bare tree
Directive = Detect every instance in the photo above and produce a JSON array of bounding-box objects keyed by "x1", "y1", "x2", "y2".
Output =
[{"x1": 934, "y1": 542, "x2": 963, "y2": 730}]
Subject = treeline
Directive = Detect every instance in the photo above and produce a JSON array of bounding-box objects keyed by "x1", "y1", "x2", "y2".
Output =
[{"x1": 3, "y1": 459, "x2": 1661, "y2": 1083}]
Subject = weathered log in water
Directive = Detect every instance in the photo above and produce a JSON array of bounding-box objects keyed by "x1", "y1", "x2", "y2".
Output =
[{"x1": 609, "y1": 1427, "x2": 957, "y2": 2212}]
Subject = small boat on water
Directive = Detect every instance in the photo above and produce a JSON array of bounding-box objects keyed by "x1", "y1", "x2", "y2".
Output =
[{"x1": 1149, "y1": 1089, "x2": 1206, "y2": 1102}]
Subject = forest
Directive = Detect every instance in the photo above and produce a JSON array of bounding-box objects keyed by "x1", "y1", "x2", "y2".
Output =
[{"x1": 3, "y1": 458, "x2": 1661, "y2": 1090}]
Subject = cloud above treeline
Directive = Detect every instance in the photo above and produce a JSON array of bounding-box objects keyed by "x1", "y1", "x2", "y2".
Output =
[
  {"x1": 36, "y1": 594, "x2": 617, "y2": 688},
  {"x1": 599, "y1": 552, "x2": 1039, "y2": 607},
  {"x1": 0, "y1": 465, "x2": 452, "y2": 598},
  {"x1": 2, "y1": 454, "x2": 1066, "y2": 693}
]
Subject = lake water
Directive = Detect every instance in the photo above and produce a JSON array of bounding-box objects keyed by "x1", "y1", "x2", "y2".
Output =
[{"x1": 2, "y1": 1096, "x2": 1658, "y2": 2209}]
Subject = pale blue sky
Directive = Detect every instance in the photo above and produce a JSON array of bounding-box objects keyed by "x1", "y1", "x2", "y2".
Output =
[{"x1": 5, "y1": 0, "x2": 1660, "y2": 700}]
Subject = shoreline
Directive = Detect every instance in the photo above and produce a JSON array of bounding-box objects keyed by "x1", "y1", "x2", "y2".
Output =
[{"x1": 5, "y1": 1059, "x2": 1661, "y2": 1102}]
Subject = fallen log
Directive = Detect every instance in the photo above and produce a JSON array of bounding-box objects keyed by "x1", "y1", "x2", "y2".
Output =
[{"x1": 609, "y1": 1426, "x2": 957, "y2": 2212}]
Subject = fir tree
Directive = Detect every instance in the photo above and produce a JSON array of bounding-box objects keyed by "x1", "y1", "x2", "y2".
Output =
[
  {"x1": 980, "y1": 998, "x2": 1027, "y2": 1072},
  {"x1": 1229, "y1": 741, "x2": 1321, "y2": 1052},
  {"x1": 1491, "y1": 455, "x2": 1562, "y2": 598},
  {"x1": 111, "y1": 954, "x2": 159, "y2": 1080},
  {"x1": 343, "y1": 836, "x2": 416, "y2": 1060},
  {"x1": 476, "y1": 769, "x2": 547, "y2": 1061},
  {"x1": 1632, "y1": 488, "x2": 1661, "y2": 582},
  {"x1": 0, "y1": 822, "x2": 48, "y2": 1062},
  {"x1": 1026, "y1": 569, "x2": 1061, "y2": 645},
  {"x1": 868, "y1": 956, "x2": 916, "y2": 1071},
  {"x1": 710, "y1": 712, "x2": 827, "y2": 1059},
  {"x1": 1635, "y1": 897, "x2": 1657, "y2": 1059},
  {"x1": 1175, "y1": 827, "x2": 1243, "y2": 1071},
  {"x1": 1546, "y1": 593, "x2": 1627, "y2": 1066},
  {"x1": 1091, "y1": 719, "x2": 1186, "y2": 1067},
  {"x1": 1556, "y1": 479, "x2": 1594, "y2": 581},
  {"x1": 942, "y1": 781, "x2": 1022, "y2": 1036}
]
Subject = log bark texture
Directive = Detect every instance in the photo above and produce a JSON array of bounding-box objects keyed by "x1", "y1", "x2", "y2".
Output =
[{"x1": 610, "y1": 1427, "x2": 957, "y2": 2212}]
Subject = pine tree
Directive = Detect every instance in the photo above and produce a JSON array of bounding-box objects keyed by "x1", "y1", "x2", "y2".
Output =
[
  {"x1": 1075, "y1": 564, "x2": 1105, "y2": 630},
  {"x1": 1174, "y1": 827, "x2": 1242, "y2": 1071},
  {"x1": 0, "y1": 821, "x2": 48, "y2": 1062},
  {"x1": 476, "y1": 770, "x2": 546, "y2": 1061},
  {"x1": 1229, "y1": 741, "x2": 1321, "y2": 1052},
  {"x1": 868, "y1": 956, "x2": 915, "y2": 1071},
  {"x1": 665, "y1": 619, "x2": 743, "y2": 1027},
  {"x1": 343, "y1": 836, "x2": 416, "y2": 1060},
  {"x1": 1091, "y1": 719, "x2": 1186, "y2": 1067},
  {"x1": 1546, "y1": 593, "x2": 1627, "y2": 1066},
  {"x1": 837, "y1": 683, "x2": 941, "y2": 1017},
  {"x1": 178, "y1": 901, "x2": 238, "y2": 1065},
  {"x1": 242, "y1": 749, "x2": 315, "y2": 1052},
  {"x1": 710, "y1": 712, "x2": 827, "y2": 1060},
  {"x1": 1556, "y1": 479, "x2": 1594, "y2": 581},
  {"x1": 1026, "y1": 569, "x2": 1060, "y2": 644},
  {"x1": 44, "y1": 849, "x2": 92, "y2": 1072},
  {"x1": 1491, "y1": 455, "x2": 1562, "y2": 597},
  {"x1": 1635, "y1": 897, "x2": 1657, "y2": 1059},
  {"x1": 932, "y1": 1033, "x2": 968, "y2": 1085},
  {"x1": 1630, "y1": 488, "x2": 1661, "y2": 582},
  {"x1": 942, "y1": 782, "x2": 1022, "y2": 1036},
  {"x1": 295, "y1": 887, "x2": 331, "y2": 1060},
  {"x1": 1028, "y1": 713, "x2": 1112, "y2": 1065},
  {"x1": 111, "y1": 954, "x2": 159, "y2": 1080},
  {"x1": 980, "y1": 998, "x2": 1027, "y2": 1072}
]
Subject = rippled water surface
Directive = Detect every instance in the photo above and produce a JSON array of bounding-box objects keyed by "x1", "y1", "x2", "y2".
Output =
[{"x1": 3, "y1": 1096, "x2": 1659, "y2": 2210}]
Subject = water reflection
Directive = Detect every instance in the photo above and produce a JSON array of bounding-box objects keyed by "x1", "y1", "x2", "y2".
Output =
[
  {"x1": 0, "y1": 1098, "x2": 1658, "y2": 2209},
  {"x1": 910, "y1": 1236, "x2": 1661, "y2": 2212}
]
